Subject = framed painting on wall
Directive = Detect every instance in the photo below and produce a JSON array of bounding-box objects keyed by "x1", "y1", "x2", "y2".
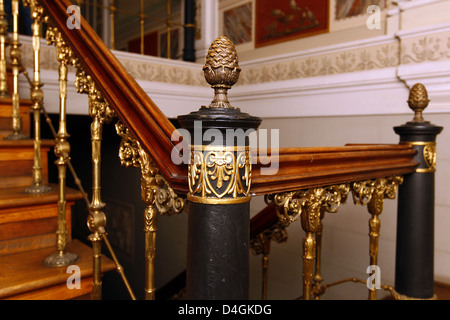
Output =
[
  {"x1": 223, "y1": 2, "x2": 253, "y2": 45},
  {"x1": 255, "y1": 0, "x2": 329, "y2": 48}
]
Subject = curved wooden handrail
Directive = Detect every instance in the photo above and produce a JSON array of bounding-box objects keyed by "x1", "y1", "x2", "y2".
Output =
[
  {"x1": 38, "y1": 1, "x2": 418, "y2": 197},
  {"x1": 39, "y1": 0, "x2": 188, "y2": 193}
]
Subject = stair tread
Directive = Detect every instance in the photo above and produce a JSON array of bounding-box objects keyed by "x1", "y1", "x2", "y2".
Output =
[
  {"x1": 0, "y1": 139, "x2": 54, "y2": 148},
  {"x1": 0, "y1": 184, "x2": 83, "y2": 210},
  {"x1": 0, "y1": 239, "x2": 116, "y2": 299},
  {"x1": 0, "y1": 97, "x2": 33, "y2": 105}
]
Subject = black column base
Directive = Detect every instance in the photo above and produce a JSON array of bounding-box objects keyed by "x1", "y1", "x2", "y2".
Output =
[{"x1": 186, "y1": 201, "x2": 250, "y2": 300}]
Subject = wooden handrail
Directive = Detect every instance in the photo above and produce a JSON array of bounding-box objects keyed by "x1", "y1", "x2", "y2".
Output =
[
  {"x1": 251, "y1": 144, "x2": 417, "y2": 195},
  {"x1": 37, "y1": 1, "x2": 418, "y2": 197},
  {"x1": 38, "y1": 0, "x2": 188, "y2": 193}
]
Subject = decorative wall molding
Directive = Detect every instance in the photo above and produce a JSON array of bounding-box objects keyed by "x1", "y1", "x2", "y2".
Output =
[{"x1": 15, "y1": 18, "x2": 450, "y2": 118}]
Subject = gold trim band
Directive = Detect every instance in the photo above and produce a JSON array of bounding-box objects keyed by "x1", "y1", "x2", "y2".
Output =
[
  {"x1": 391, "y1": 289, "x2": 437, "y2": 300},
  {"x1": 400, "y1": 141, "x2": 436, "y2": 173},
  {"x1": 192, "y1": 145, "x2": 249, "y2": 152},
  {"x1": 400, "y1": 141, "x2": 436, "y2": 146},
  {"x1": 187, "y1": 194, "x2": 251, "y2": 204}
]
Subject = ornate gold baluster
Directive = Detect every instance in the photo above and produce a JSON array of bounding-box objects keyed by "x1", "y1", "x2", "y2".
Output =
[
  {"x1": 4, "y1": 0, "x2": 26, "y2": 140},
  {"x1": 266, "y1": 184, "x2": 349, "y2": 300},
  {"x1": 75, "y1": 65, "x2": 115, "y2": 299},
  {"x1": 116, "y1": 121, "x2": 184, "y2": 300},
  {"x1": 23, "y1": 0, "x2": 52, "y2": 194},
  {"x1": 351, "y1": 176, "x2": 403, "y2": 300},
  {"x1": 250, "y1": 220, "x2": 289, "y2": 300},
  {"x1": 0, "y1": 0, "x2": 9, "y2": 97},
  {"x1": 43, "y1": 27, "x2": 78, "y2": 267},
  {"x1": 312, "y1": 211, "x2": 325, "y2": 299}
]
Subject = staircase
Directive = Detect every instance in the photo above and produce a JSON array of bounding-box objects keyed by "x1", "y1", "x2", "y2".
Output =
[{"x1": 0, "y1": 91, "x2": 115, "y2": 300}]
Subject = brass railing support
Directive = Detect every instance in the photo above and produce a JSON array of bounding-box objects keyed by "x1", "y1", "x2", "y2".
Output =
[
  {"x1": 351, "y1": 176, "x2": 403, "y2": 300},
  {"x1": 24, "y1": 0, "x2": 52, "y2": 194},
  {"x1": 266, "y1": 184, "x2": 349, "y2": 300},
  {"x1": 0, "y1": 0, "x2": 9, "y2": 97},
  {"x1": 250, "y1": 221, "x2": 289, "y2": 300},
  {"x1": 76, "y1": 64, "x2": 115, "y2": 299},
  {"x1": 43, "y1": 27, "x2": 78, "y2": 267},
  {"x1": 4, "y1": 0, "x2": 26, "y2": 140},
  {"x1": 116, "y1": 121, "x2": 184, "y2": 300}
]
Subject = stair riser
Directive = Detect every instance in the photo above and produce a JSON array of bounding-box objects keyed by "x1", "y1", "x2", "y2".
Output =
[
  {"x1": 0, "y1": 145, "x2": 51, "y2": 188},
  {"x1": 0, "y1": 203, "x2": 73, "y2": 256}
]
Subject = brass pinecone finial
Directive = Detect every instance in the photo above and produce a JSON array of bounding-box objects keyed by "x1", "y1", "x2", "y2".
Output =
[
  {"x1": 203, "y1": 36, "x2": 241, "y2": 108},
  {"x1": 408, "y1": 83, "x2": 430, "y2": 123}
]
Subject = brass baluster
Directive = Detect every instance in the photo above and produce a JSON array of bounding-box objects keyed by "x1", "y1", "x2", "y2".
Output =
[
  {"x1": 116, "y1": 121, "x2": 184, "y2": 300},
  {"x1": 74, "y1": 65, "x2": 113, "y2": 299},
  {"x1": 0, "y1": 0, "x2": 9, "y2": 97},
  {"x1": 23, "y1": 0, "x2": 52, "y2": 194},
  {"x1": 5, "y1": 0, "x2": 26, "y2": 140},
  {"x1": 43, "y1": 27, "x2": 78, "y2": 267},
  {"x1": 266, "y1": 184, "x2": 349, "y2": 300},
  {"x1": 75, "y1": 67, "x2": 136, "y2": 300},
  {"x1": 89, "y1": 79, "x2": 114, "y2": 300},
  {"x1": 250, "y1": 221, "x2": 288, "y2": 300},
  {"x1": 312, "y1": 212, "x2": 325, "y2": 299},
  {"x1": 351, "y1": 176, "x2": 403, "y2": 300}
]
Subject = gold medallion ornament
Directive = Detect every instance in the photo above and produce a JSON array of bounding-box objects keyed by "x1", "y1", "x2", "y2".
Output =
[{"x1": 423, "y1": 142, "x2": 437, "y2": 171}]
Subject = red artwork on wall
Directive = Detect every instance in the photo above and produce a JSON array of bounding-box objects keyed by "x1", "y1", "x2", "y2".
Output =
[{"x1": 255, "y1": 0, "x2": 329, "y2": 48}]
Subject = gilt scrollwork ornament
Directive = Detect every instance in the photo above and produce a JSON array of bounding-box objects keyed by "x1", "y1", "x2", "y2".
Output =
[
  {"x1": 351, "y1": 176, "x2": 403, "y2": 300},
  {"x1": 265, "y1": 184, "x2": 349, "y2": 300},
  {"x1": 265, "y1": 184, "x2": 350, "y2": 227},
  {"x1": 75, "y1": 66, "x2": 115, "y2": 125},
  {"x1": 23, "y1": 0, "x2": 47, "y2": 23},
  {"x1": 116, "y1": 120, "x2": 185, "y2": 217},
  {"x1": 116, "y1": 121, "x2": 184, "y2": 300},
  {"x1": 46, "y1": 26, "x2": 77, "y2": 66},
  {"x1": 250, "y1": 221, "x2": 289, "y2": 256},
  {"x1": 351, "y1": 176, "x2": 403, "y2": 214}
]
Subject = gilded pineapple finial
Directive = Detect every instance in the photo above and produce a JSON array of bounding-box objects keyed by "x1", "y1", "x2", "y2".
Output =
[
  {"x1": 408, "y1": 83, "x2": 430, "y2": 123},
  {"x1": 203, "y1": 36, "x2": 241, "y2": 109}
]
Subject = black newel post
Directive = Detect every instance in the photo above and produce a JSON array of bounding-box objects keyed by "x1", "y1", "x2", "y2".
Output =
[
  {"x1": 183, "y1": 0, "x2": 196, "y2": 62},
  {"x1": 394, "y1": 83, "x2": 443, "y2": 299},
  {"x1": 178, "y1": 36, "x2": 261, "y2": 299}
]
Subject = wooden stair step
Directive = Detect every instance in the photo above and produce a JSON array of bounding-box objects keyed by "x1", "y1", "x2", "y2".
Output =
[
  {"x1": 0, "y1": 239, "x2": 116, "y2": 300},
  {"x1": 0, "y1": 139, "x2": 54, "y2": 189},
  {"x1": 0, "y1": 184, "x2": 83, "y2": 256},
  {"x1": 0, "y1": 97, "x2": 33, "y2": 139}
]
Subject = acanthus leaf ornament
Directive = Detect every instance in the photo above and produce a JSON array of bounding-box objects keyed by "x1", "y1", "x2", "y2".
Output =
[{"x1": 188, "y1": 146, "x2": 252, "y2": 204}]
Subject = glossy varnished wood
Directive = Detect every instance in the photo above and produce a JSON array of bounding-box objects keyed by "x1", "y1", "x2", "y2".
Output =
[
  {"x1": 251, "y1": 144, "x2": 418, "y2": 195},
  {"x1": 0, "y1": 184, "x2": 83, "y2": 255},
  {"x1": 0, "y1": 239, "x2": 116, "y2": 300},
  {"x1": 0, "y1": 139, "x2": 54, "y2": 189},
  {"x1": 39, "y1": 0, "x2": 188, "y2": 193},
  {"x1": 0, "y1": 97, "x2": 33, "y2": 139}
]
